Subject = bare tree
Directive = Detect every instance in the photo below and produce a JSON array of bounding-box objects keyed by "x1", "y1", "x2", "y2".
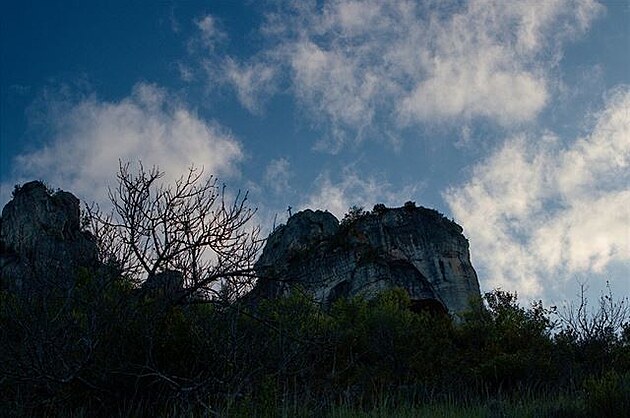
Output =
[
  {"x1": 555, "y1": 281, "x2": 629, "y2": 342},
  {"x1": 87, "y1": 161, "x2": 262, "y2": 304}
]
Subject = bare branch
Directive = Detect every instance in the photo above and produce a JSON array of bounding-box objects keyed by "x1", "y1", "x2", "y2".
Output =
[{"x1": 86, "y1": 161, "x2": 262, "y2": 304}]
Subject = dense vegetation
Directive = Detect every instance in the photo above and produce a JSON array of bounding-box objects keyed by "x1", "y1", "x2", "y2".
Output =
[
  {"x1": 1, "y1": 280, "x2": 628, "y2": 417},
  {"x1": 1, "y1": 169, "x2": 628, "y2": 416}
]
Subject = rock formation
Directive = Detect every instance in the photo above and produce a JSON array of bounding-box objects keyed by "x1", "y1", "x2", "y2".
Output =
[
  {"x1": 141, "y1": 269, "x2": 185, "y2": 301},
  {"x1": 0, "y1": 181, "x2": 100, "y2": 294},
  {"x1": 0, "y1": 181, "x2": 481, "y2": 314},
  {"x1": 253, "y1": 203, "x2": 481, "y2": 315},
  {"x1": 0, "y1": 181, "x2": 186, "y2": 301}
]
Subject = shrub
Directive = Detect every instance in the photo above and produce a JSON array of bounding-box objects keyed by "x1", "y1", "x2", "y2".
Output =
[
  {"x1": 341, "y1": 205, "x2": 367, "y2": 226},
  {"x1": 583, "y1": 371, "x2": 630, "y2": 417}
]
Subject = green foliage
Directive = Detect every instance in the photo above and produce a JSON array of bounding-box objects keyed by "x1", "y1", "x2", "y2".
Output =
[
  {"x1": 341, "y1": 205, "x2": 367, "y2": 226},
  {"x1": 583, "y1": 371, "x2": 630, "y2": 417},
  {"x1": 456, "y1": 290, "x2": 557, "y2": 391},
  {"x1": 2, "y1": 278, "x2": 629, "y2": 416}
]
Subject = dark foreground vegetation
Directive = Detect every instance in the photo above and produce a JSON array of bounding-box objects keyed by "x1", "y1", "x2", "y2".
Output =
[
  {"x1": 1, "y1": 165, "x2": 628, "y2": 416},
  {"x1": 1, "y1": 283, "x2": 629, "y2": 417}
]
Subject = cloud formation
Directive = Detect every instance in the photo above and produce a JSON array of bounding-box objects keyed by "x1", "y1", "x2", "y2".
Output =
[
  {"x1": 263, "y1": 157, "x2": 292, "y2": 195},
  {"x1": 444, "y1": 86, "x2": 630, "y2": 298},
  {"x1": 3, "y1": 83, "x2": 243, "y2": 206},
  {"x1": 222, "y1": 58, "x2": 277, "y2": 114},
  {"x1": 194, "y1": 14, "x2": 226, "y2": 51},
  {"x1": 230, "y1": 0, "x2": 602, "y2": 150}
]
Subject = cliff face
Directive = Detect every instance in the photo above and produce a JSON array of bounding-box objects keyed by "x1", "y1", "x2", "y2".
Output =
[
  {"x1": 0, "y1": 181, "x2": 100, "y2": 293},
  {"x1": 254, "y1": 204, "x2": 481, "y2": 314}
]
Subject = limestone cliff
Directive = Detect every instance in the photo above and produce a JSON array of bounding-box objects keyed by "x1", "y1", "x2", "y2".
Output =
[
  {"x1": 254, "y1": 203, "x2": 481, "y2": 314},
  {"x1": 0, "y1": 181, "x2": 100, "y2": 293}
]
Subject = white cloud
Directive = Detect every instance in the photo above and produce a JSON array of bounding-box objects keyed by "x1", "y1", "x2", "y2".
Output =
[
  {"x1": 257, "y1": 0, "x2": 602, "y2": 150},
  {"x1": 444, "y1": 86, "x2": 630, "y2": 298},
  {"x1": 2, "y1": 83, "x2": 243, "y2": 206},
  {"x1": 182, "y1": 2, "x2": 602, "y2": 152},
  {"x1": 289, "y1": 40, "x2": 380, "y2": 149},
  {"x1": 187, "y1": 14, "x2": 279, "y2": 115},
  {"x1": 195, "y1": 14, "x2": 226, "y2": 51},
  {"x1": 223, "y1": 58, "x2": 277, "y2": 114},
  {"x1": 178, "y1": 62, "x2": 195, "y2": 82},
  {"x1": 303, "y1": 168, "x2": 421, "y2": 219},
  {"x1": 263, "y1": 157, "x2": 292, "y2": 195}
]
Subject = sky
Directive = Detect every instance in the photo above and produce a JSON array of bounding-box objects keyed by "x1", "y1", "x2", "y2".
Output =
[{"x1": 1, "y1": 0, "x2": 629, "y2": 307}]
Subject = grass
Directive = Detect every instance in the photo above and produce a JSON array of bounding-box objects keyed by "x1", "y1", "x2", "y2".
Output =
[
  {"x1": 13, "y1": 389, "x2": 628, "y2": 418},
  {"x1": 100, "y1": 391, "x2": 592, "y2": 418}
]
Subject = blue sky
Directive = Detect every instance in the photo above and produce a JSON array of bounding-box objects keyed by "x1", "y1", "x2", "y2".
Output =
[{"x1": 1, "y1": 0, "x2": 628, "y2": 306}]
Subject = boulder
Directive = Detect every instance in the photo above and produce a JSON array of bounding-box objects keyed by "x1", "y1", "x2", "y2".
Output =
[{"x1": 141, "y1": 269, "x2": 184, "y2": 300}]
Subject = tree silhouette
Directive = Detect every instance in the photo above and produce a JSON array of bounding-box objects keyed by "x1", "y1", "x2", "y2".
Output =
[{"x1": 88, "y1": 161, "x2": 262, "y2": 304}]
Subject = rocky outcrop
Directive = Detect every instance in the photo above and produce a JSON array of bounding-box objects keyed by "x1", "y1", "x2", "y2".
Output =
[
  {"x1": 0, "y1": 181, "x2": 482, "y2": 313},
  {"x1": 0, "y1": 181, "x2": 189, "y2": 301},
  {"x1": 0, "y1": 181, "x2": 100, "y2": 294},
  {"x1": 141, "y1": 269, "x2": 185, "y2": 301},
  {"x1": 253, "y1": 203, "x2": 481, "y2": 315}
]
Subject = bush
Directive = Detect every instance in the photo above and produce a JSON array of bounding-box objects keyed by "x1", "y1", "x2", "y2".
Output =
[
  {"x1": 341, "y1": 205, "x2": 367, "y2": 226},
  {"x1": 2, "y1": 278, "x2": 630, "y2": 416},
  {"x1": 455, "y1": 290, "x2": 556, "y2": 392},
  {"x1": 584, "y1": 371, "x2": 630, "y2": 417}
]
